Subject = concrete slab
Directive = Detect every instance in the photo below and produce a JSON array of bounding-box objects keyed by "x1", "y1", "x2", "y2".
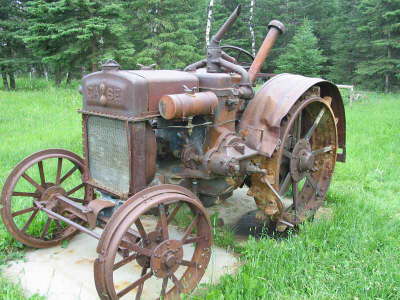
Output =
[{"x1": 3, "y1": 215, "x2": 240, "y2": 300}]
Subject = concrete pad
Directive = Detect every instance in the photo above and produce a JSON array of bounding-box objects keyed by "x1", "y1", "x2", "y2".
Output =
[{"x1": 3, "y1": 219, "x2": 238, "y2": 300}]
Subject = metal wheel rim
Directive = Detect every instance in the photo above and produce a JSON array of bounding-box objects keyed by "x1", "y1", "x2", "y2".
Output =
[
  {"x1": 1, "y1": 149, "x2": 92, "y2": 248},
  {"x1": 277, "y1": 97, "x2": 338, "y2": 223},
  {"x1": 95, "y1": 185, "x2": 212, "y2": 300}
]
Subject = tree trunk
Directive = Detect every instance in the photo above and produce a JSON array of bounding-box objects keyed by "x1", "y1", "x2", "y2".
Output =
[
  {"x1": 54, "y1": 68, "x2": 62, "y2": 87},
  {"x1": 205, "y1": 0, "x2": 214, "y2": 46},
  {"x1": 66, "y1": 72, "x2": 72, "y2": 85},
  {"x1": 8, "y1": 73, "x2": 16, "y2": 90},
  {"x1": 1, "y1": 71, "x2": 9, "y2": 90},
  {"x1": 385, "y1": 32, "x2": 391, "y2": 93},
  {"x1": 92, "y1": 39, "x2": 98, "y2": 72},
  {"x1": 249, "y1": 0, "x2": 256, "y2": 56},
  {"x1": 385, "y1": 74, "x2": 389, "y2": 94}
]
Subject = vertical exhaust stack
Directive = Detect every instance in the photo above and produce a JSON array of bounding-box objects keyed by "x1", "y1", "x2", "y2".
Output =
[
  {"x1": 207, "y1": 5, "x2": 242, "y2": 73},
  {"x1": 248, "y1": 20, "x2": 286, "y2": 83}
]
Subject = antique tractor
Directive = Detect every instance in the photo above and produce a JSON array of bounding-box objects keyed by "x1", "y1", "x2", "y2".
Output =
[{"x1": 1, "y1": 6, "x2": 345, "y2": 300}]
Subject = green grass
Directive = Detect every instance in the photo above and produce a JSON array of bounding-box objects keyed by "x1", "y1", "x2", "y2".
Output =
[
  {"x1": 198, "y1": 92, "x2": 400, "y2": 299},
  {"x1": 0, "y1": 86, "x2": 399, "y2": 299}
]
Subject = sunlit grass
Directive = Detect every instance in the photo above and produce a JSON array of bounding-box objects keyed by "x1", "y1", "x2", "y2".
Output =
[
  {"x1": 197, "y1": 92, "x2": 400, "y2": 299},
  {"x1": 0, "y1": 85, "x2": 399, "y2": 299}
]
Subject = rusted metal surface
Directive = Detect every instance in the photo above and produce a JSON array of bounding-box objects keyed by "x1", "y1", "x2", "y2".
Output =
[
  {"x1": 247, "y1": 96, "x2": 338, "y2": 230},
  {"x1": 159, "y1": 91, "x2": 218, "y2": 120},
  {"x1": 1, "y1": 6, "x2": 347, "y2": 300},
  {"x1": 83, "y1": 115, "x2": 156, "y2": 199},
  {"x1": 95, "y1": 185, "x2": 212, "y2": 300},
  {"x1": 240, "y1": 73, "x2": 346, "y2": 161},
  {"x1": 248, "y1": 20, "x2": 285, "y2": 83},
  {"x1": 207, "y1": 5, "x2": 242, "y2": 73},
  {"x1": 130, "y1": 70, "x2": 199, "y2": 113},
  {"x1": 0, "y1": 149, "x2": 93, "y2": 248},
  {"x1": 82, "y1": 65, "x2": 198, "y2": 118}
]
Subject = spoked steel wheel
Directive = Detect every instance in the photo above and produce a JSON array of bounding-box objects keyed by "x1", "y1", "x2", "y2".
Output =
[
  {"x1": 1, "y1": 149, "x2": 93, "y2": 248},
  {"x1": 277, "y1": 96, "x2": 338, "y2": 224},
  {"x1": 95, "y1": 185, "x2": 212, "y2": 300}
]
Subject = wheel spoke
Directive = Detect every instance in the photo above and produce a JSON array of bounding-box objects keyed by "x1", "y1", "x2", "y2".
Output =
[
  {"x1": 179, "y1": 259, "x2": 197, "y2": 268},
  {"x1": 312, "y1": 145, "x2": 333, "y2": 155},
  {"x1": 160, "y1": 277, "x2": 168, "y2": 299},
  {"x1": 182, "y1": 235, "x2": 206, "y2": 245},
  {"x1": 113, "y1": 253, "x2": 138, "y2": 271},
  {"x1": 279, "y1": 172, "x2": 292, "y2": 196},
  {"x1": 12, "y1": 192, "x2": 40, "y2": 198},
  {"x1": 55, "y1": 158, "x2": 63, "y2": 184},
  {"x1": 304, "y1": 108, "x2": 325, "y2": 140},
  {"x1": 66, "y1": 183, "x2": 84, "y2": 196},
  {"x1": 159, "y1": 204, "x2": 169, "y2": 241},
  {"x1": 22, "y1": 173, "x2": 44, "y2": 192},
  {"x1": 181, "y1": 214, "x2": 199, "y2": 242},
  {"x1": 12, "y1": 206, "x2": 37, "y2": 217},
  {"x1": 296, "y1": 111, "x2": 302, "y2": 141},
  {"x1": 40, "y1": 218, "x2": 51, "y2": 239},
  {"x1": 37, "y1": 161, "x2": 46, "y2": 186},
  {"x1": 21, "y1": 209, "x2": 39, "y2": 232},
  {"x1": 292, "y1": 181, "x2": 299, "y2": 209},
  {"x1": 116, "y1": 269, "x2": 153, "y2": 298},
  {"x1": 169, "y1": 273, "x2": 183, "y2": 293},
  {"x1": 135, "y1": 267, "x2": 147, "y2": 300},
  {"x1": 120, "y1": 240, "x2": 152, "y2": 257},
  {"x1": 167, "y1": 202, "x2": 183, "y2": 224},
  {"x1": 306, "y1": 173, "x2": 319, "y2": 195},
  {"x1": 59, "y1": 166, "x2": 78, "y2": 184},
  {"x1": 134, "y1": 219, "x2": 148, "y2": 241}
]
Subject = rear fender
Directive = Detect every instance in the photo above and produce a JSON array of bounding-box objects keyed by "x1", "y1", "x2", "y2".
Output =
[{"x1": 240, "y1": 73, "x2": 346, "y2": 162}]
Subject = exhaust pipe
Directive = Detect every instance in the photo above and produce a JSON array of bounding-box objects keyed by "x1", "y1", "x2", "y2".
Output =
[{"x1": 248, "y1": 20, "x2": 286, "y2": 83}]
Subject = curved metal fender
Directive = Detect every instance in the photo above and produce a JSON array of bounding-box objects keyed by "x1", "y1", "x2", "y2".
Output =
[{"x1": 239, "y1": 73, "x2": 346, "y2": 162}]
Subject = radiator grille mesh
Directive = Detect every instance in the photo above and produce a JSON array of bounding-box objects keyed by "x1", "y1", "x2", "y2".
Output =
[{"x1": 87, "y1": 116, "x2": 130, "y2": 194}]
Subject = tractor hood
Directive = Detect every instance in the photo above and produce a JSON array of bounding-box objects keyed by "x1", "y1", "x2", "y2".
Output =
[{"x1": 81, "y1": 69, "x2": 199, "y2": 118}]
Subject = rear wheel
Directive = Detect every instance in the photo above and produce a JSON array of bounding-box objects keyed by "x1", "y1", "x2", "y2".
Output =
[
  {"x1": 278, "y1": 96, "x2": 338, "y2": 224},
  {"x1": 95, "y1": 185, "x2": 212, "y2": 300},
  {"x1": 249, "y1": 95, "x2": 338, "y2": 229}
]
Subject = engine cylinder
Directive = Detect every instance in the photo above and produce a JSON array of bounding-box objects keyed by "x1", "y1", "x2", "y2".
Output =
[{"x1": 159, "y1": 91, "x2": 218, "y2": 120}]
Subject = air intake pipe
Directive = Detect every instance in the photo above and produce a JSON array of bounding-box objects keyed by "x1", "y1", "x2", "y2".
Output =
[{"x1": 248, "y1": 20, "x2": 286, "y2": 83}]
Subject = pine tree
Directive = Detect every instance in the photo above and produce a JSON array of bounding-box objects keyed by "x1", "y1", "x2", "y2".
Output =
[
  {"x1": 211, "y1": 0, "x2": 251, "y2": 52},
  {"x1": 275, "y1": 19, "x2": 327, "y2": 77},
  {"x1": 328, "y1": 0, "x2": 361, "y2": 84},
  {"x1": 24, "y1": 0, "x2": 135, "y2": 85},
  {"x1": 356, "y1": 0, "x2": 400, "y2": 92},
  {"x1": 0, "y1": 0, "x2": 30, "y2": 90},
  {"x1": 130, "y1": 0, "x2": 204, "y2": 70}
]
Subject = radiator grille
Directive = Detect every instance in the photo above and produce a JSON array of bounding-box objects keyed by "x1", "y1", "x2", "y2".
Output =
[{"x1": 87, "y1": 116, "x2": 130, "y2": 194}]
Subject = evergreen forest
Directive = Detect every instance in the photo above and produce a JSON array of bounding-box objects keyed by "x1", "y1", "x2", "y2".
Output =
[{"x1": 1, "y1": 0, "x2": 399, "y2": 91}]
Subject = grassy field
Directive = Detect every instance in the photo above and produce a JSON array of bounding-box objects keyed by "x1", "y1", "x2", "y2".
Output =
[{"x1": 0, "y1": 83, "x2": 399, "y2": 299}]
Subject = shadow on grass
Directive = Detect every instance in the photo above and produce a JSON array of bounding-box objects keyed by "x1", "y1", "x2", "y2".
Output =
[{"x1": 230, "y1": 209, "x2": 298, "y2": 241}]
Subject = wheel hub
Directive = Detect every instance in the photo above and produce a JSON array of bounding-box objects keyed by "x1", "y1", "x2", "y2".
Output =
[
  {"x1": 290, "y1": 139, "x2": 315, "y2": 181},
  {"x1": 136, "y1": 231, "x2": 161, "y2": 268},
  {"x1": 151, "y1": 240, "x2": 183, "y2": 278},
  {"x1": 39, "y1": 184, "x2": 66, "y2": 211}
]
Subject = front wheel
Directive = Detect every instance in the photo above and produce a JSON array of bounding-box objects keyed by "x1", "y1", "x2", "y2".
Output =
[
  {"x1": 1, "y1": 149, "x2": 93, "y2": 248},
  {"x1": 95, "y1": 185, "x2": 212, "y2": 300}
]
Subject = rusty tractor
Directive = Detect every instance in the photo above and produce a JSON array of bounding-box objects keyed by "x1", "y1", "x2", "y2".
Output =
[{"x1": 1, "y1": 6, "x2": 345, "y2": 300}]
